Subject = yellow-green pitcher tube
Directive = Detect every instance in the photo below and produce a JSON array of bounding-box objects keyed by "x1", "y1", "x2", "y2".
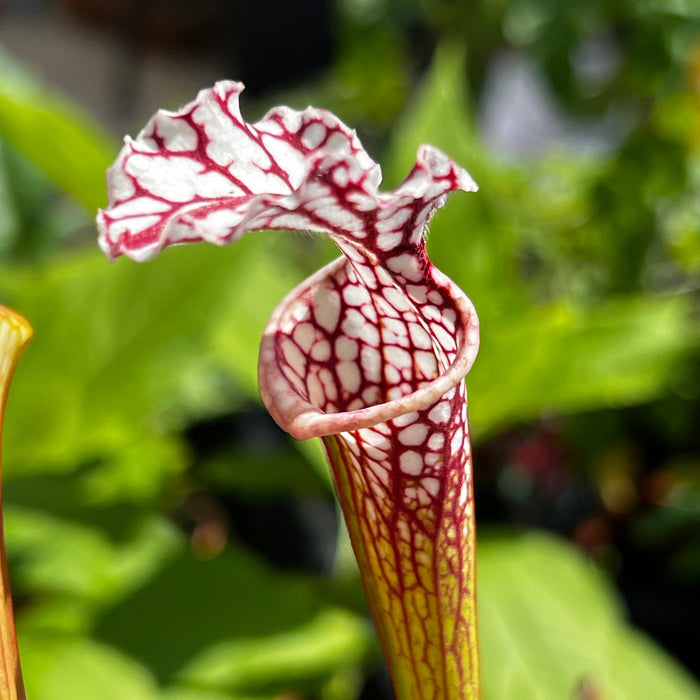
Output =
[{"x1": 0, "y1": 307, "x2": 32, "y2": 700}]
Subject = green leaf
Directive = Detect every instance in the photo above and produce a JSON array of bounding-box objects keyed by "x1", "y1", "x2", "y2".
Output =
[
  {"x1": 175, "y1": 607, "x2": 371, "y2": 694},
  {"x1": 469, "y1": 296, "x2": 691, "y2": 436},
  {"x1": 0, "y1": 234, "x2": 300, "y2": 475},
  {"x1": 386, "y1": 40, "x2": 530, "y2": 321},
  {"x1": 6, "y1": 505, "x2": 182, "y2": 611},
  {"x1": 0, "y1": 48, "x2": 116, "y2": 211},
  {"x1": 163, "y1": 690, "x2": 272, "y2": 700},
  {"x1": 93, "y1": 545, "x2": 372, "y2": 692},
  {"x1": 0, "y1": 137, "x2": 90, "y2": 262},
  {"x1": 386, "y1": 40, "x2": 693, "y2": 435},
  {"x1": 19, "y1": 635, "x2": 160, "y2": 700},
  {"x1": 478, "y1": 532, "x2": 700, "y2": 699},
  {"x1": 198, "y1": 437, "x2": 330, "y2": 497}
]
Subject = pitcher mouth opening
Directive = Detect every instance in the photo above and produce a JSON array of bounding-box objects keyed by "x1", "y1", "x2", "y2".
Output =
[{"x1": 258, "y1": 256, "x2": 479, "y2": 441}]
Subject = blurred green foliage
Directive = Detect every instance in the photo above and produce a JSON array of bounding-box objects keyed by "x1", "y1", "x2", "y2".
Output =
[
  {"x1": 478, "y1": 533, "x2": 700, "y2": 700},
  {"x1": 0, "y1": 1, "x2": 699, "y2": 698}
]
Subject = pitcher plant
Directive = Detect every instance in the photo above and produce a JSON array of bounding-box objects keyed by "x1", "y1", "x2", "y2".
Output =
[{"x1": 97, "y1": 82, "x2": 481, "y2": 699}]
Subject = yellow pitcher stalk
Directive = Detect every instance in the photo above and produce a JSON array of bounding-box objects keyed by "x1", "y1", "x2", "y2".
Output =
[{"x1": 0, "y1": 306, "x2": 32, "y2": 700}]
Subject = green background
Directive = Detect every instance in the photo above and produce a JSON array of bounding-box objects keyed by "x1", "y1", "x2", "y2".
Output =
[{"x1": 0, "y1": 1, "x2": 698, "y2": 698}]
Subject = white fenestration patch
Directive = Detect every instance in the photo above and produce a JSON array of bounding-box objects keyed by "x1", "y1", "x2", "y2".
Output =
[
  {"x1": 310, "y1": 339, "x2": 331, "y2": 362},
  {"x1": 340, "y1": 308, "x2": 364, "y2": 339},
  {"x1": 381, "y1": 318, "x2": 409, "y2": 347},
  {"x1": 376, "y1": 230, "x2": 404, "y2": 252},
  {"x1": 335, "y1": 337, "x2": 359, "y2": 361},
  {"x1": 405, "y1": 284, "x2": 428, "y2": 303},
  {"x1": 263, "y1": 212, "x2": 312, "y2": 231},
  {"x1": 332, "y1": 166, "x2": 349, "y2": 188},
  {"x1": 428, "y1": 401, "x2": 451, "y2": 424},
  {"x1": 126, "y1": 155, "x2": 222, "y2": 202},
  {"x1": 384, "y1": 345, "x2": 412, "y2": 372},
  {"x1": 107, "y1": 196, "x2": 170, "y2": 219},
  {"x1": 150, "y1": 113, "x2": 199, "y2": 151},
  {"x1": 428, "y1": 290, "x2": 443, "y2": 305},
  {"x1": 422, "y1": 305, "x2": 443, "y2": 323},
  {"x1": 361, "y1": 429, "x2": 391, "y2": 453},
  {"x1": 193, "y1": 103, "x2": 236, "y2": 163},
  {"x1": 422, "y1": 477, "x2": 440, "y2": 497},
  {"x1": 319, "y1": 367, "x2": 338, "y2": 402},
  {"x1": 267, "y1": 105, "x2": 302, "y2": 134},
  {"x1": 293, "y1": 323, "x2": 316, "y2": 353},
  {"x1": 302, "y1": 122, "x2": 327, "y2": 149},
  {"x1": 425, "y1": 452, "x2": 441, "y2": 467},
  {"x1": 415, "y1": 350, "x2": 439, "y2": 378},
  {"x1": 358, "y1": 321, "x2": 380, "y2": 348},
  {"x1": 393, "y1": 411, "x2": 419, "y2": 428},
  {"x1": 326, "y1": 131, "x2": 350, "y2": 154},
  {"x1": 377, "y1": 206, "x2": 411, "y2": 232},
  {"x1": 382, "y1": 287, "x2": 414, "y2": 315},
  {"x1": 191, "y1": 209, "x2": 245, "y2": 241},
  {"x1": 431, "y1": 323, "x2": 456, "y2": 352},
  {"x1": 360, "y1": 346, "x2": 382, "y2": 383},
  {"x1": 398, "y1": 424, "x2": 428, "y2": 447},
  {"x1": 337, "y1": 361, "x2": 361, "y2": 394},
  {"x1": 312, "y1": 289, "x2": 341, "y2": 333},
  {"x1": 366, "y1": 459, "x2": 390, "y2": 487},
  {"x1": 362, "y1": 385, "x2": 381, "y2": 406},
  {"x1": 450, "y1": 427, "x2": 464, "y2": 456},
  {"x1": 107, "y1": 159, "x2": 136, "y2": 199},
  {"x1": 281, "y1": 338, "x2": 307, "y2": 375},
  {"x1": 108, "y1": 215, "x2": 161, "y2": 238},
  {"x1": 166, "y1": 219, "x2": 202, "y2": 244},
  {"x1": 346, "y1": 191, "x2": 377, "y2": 212},
  {"x1": 427, "y1": 433, "x2": 445, "y2": 451},
  {"x1": 261, "y1": 134, "x2": 308, "y2": 184},
  {"x1": 384, "y1": 364, "x2": 401, "y2": 384},
  {"x1": 408, "y1": 322, "x2": 433, "y2": 350},
  {"x1": 400, "y1": 450, "x2": 423, "y2": 476},
  {"x1": 386, "y1": 253, "x2": 424, "y2": 281},
  {"x1": 342, "y1": 284, "x2": 371, "y2": 307},
  {"x1": 459, "y1": 481, "x2": 468, "y2": 507},
  {"x1": 306, "y1": 371, "x2": 325, "y2": 406}
]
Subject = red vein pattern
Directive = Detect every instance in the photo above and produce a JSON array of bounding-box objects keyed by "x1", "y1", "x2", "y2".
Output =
[
  {"x1": 97, "y1": 81, "x2": 481, "y2": 699},
  {"x1": 259, "y1": 251, "x2": 480, "y2": 698}
]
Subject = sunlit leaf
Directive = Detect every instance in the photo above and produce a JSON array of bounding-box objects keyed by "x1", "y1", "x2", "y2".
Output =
[
  {"x1": 19, "y1": 636, "x2": 160, "y2": 700},
  {"x1": 470, "y1": 296, "x2": 691, "y2": 436},
  {"x1": 0, "y1": 234, "x2": 301, "y2": 474},
  {"x1": 175, "y1": 607, "x2": 371, "y2": 694},
  {"x1": 6, "y1": 505, "x2": 181, "y2": 610},
  {"x1": 478, "y1": 532, "x2": 700, "y2": 699}
]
